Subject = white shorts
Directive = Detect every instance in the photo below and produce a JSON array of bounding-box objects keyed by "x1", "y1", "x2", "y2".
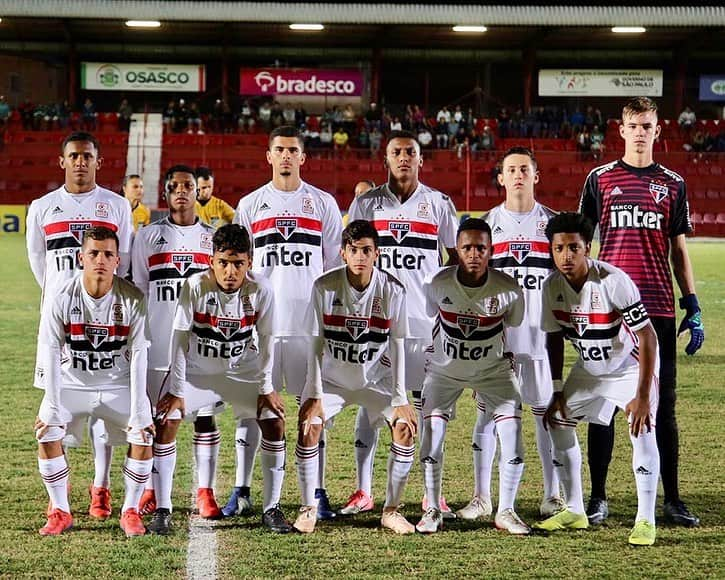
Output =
[
  {"x1": 515, "y1": 357, "x2": 553, "y2": 408},
  {"x1": 148, "y1": 370, "x2": 224, "y2": 422},
  {"x1": 185, "y1": 374, "x2": 278, "y2": 421},
  {"x1": 405, "y1": 338, "x2": 427, "y2": 393},
  {"x1": 304, "y1": 380, "x2": 397, "y2": 429},
  {"x1": 272, "y1": 337, "x2": 309, "y2": 397},
  {"x1": 560, "y1": 362, "x2": 660, "y2": 426},
  {"x1": 422, "y1": 359, "x2": 522, "y2": 420},
  {"x1": 37, "y1": 387, "x2": 150, "y2": 447}
]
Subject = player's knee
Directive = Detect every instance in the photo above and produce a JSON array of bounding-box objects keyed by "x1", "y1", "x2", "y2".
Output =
[
  {"x1": 392, "y1": 422, "x2": 414, "y2": 447},
  {"x1": 154, "y1": 419, "x2": 180, "y2": 443},
  {"x1": 38, "y1": 439, "x2": 64, "y2": 459},
  {"x1": 259, "y1": 417, "x2": 285, "y2": 441},
  {"x1": 128, "y1": 443, "x2": 153, "y2": 460},
  {"x1": 194, "y1": 415, "x2": 216, "y2": 433},
  {"x1": 297, "y1": 423, "x2": 322, "y2": 448}
]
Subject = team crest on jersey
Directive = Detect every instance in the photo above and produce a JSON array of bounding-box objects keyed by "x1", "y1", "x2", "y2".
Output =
[
  {"x1": 302, "y1": 197, "x2": 315, "y2": 215},
  {"x1": 216, "y1": 318, "x2": 241, "y2": 339},
  {"x1": 200, "y1": 233, "x2": 213, "y2": 250},
  {"x1": 372, "y1": 297, "x2": 383, "y2": 316},
  {"x1": 171, "y1": 254, "x2": 194, "y2": 275},
  {"x1": 95, "y1": 202, "x2": 109, "y2": 218},
  {"x1": 113, "y1": 303, "x2": 124, "y2": 323},
  {"x1": 69, "y1": 222, "x2": 92, "y2": 244},
  {"x1": 417, "y1": 203, "x2": 430, "y2": 218},
  {"x1": 389, "y1": 221, "x2": 410, "y2": 243},
  {"x1": 241, "y1": 295, "x2": 254, "y2": 315},
  {"x1": 85, "y1": 325, "x2": 109, "y2": 349},
  {"x1": 457, "y1": 315, "x2": 479, "y2": 338},
  {"x1": 537, "y1": 221, "x2": 547, "y2": 235},
  {"x1": 345, "y1": 318, "x2": 369, "y2": 340},
  {"x1": 590, "y1": 290, "x2": 602, "y2": 310},
  {"x1": 649, "y1": 181, "x2": 668, "y2": 204},
  {"x1": 570, "y1": 314, "x2": 589, "y2": 336},
  {"x1": 510, "y1": 242, "x2": 531, "y2": 264},
  {"x1": 485, "y1": 297, "x2": 500, "y2": 315},
  {"x1": 276, "y1": 218, "x2": 297, "y2": 239}
]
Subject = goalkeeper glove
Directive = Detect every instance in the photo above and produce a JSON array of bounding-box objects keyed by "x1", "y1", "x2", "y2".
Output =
[{"x1": 677, "y1": 294, "x2": 704, "y2": 355}]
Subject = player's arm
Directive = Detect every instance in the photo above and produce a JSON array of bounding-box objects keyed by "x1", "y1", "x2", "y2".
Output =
[
  {"x1": 671, "y1": 234, "x2": 704, "y2": 355},
  {"x1": 626, "y1": 322, "x2": 657, "y2": 436},
  {"x1": 127, "y1": 297, "x2": 154, "y2": 442},
  {"x1": 299, "y1": 286, "x2": 325, "y2": 433},
  {"x1": 255, "y1": 285, "x2": 284, "y2": 419},
  {"x1": 540, "y1": 284, "x2": 567, "y2": 429},
  {"x1": 440, "y1": 193, "x2": 460, "y2": 265},
  {"x1": 322, "y1": 196, "x2": 344, "y2": 271},
  {"x1": 130, "y1": 229, "x2": 150, "y2": 297},
  {"x1": 504, "y1": 287, "x2": 525, "y2": 329},
  {"x1": 389, "y1": 286, "x2": 415, "y2": 435},
  {"x1": 117, "y1": 200, "x2": 135, "y2": 278},
  {"x1": 578, "y1": 171, "x2": 601, "y2": 225},
  {"x1": 25, "y1": 202, "x2": 46, "y2": 288}
]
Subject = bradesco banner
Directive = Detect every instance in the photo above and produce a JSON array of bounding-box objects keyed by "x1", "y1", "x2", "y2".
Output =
[
  {"x1": 81, "y1": 63, "x2": 206, "y2": 92},
  {"x1": 699, "y1": 76, "x2": 725, "y2": 101},
  {"x1": 539, "y1": 69, "x2": 663, "y2": 97},
  {"x1": 240, "y1": 68, "x2": 364, "y2": 97}
]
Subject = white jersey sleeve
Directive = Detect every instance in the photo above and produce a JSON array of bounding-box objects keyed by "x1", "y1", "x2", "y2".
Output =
[
  {"x1": 609, "y1": 272, "x2": 650, "y2": 333},
  {"x1": 37, "y1": 293, "x2": 72, "y2": 426},
  {"x1": 321, "y1": 193, "x2": 344, "y2": 271},
  {"x1": 26, "y1": 199, "x2": 47, "y2": 288}
]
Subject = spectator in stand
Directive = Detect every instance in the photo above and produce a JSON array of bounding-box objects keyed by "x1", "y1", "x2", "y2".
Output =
[
  {"x1": 57, "y1": 100, "x2": 71, "y2": 130},
  {"x1": 270, "y1": 101, "x2": 285, "y2": 128},
  {"x1": 282, "y1": 103, "x2": 296, "y2": 126},
  {"x1": 238, "y1": 99, "x2": 255, "y2": 133},
  {"x1": 478, "y1": 124, "x2": 495, "y2": 154},
  {"x1": 258, "y1": 101, "x2": 272, "y2": 131},
  {"x1": 187, "y1": 101, "x2": 203, "y2": 134},
  {"x1": 81, "y1": 97, "x2": 97, "y2": 131},
  {"x1": 435, "y1": 119, "x2": 449, "y2": 149},
  {"x1": 295, "y1": 102, "x2": 307, "y2": 129},
  {"x1": 162, "y1": 99, "x2": 176, "y2": 132},
  {"x1": 590, "y1": 125, "x2": 605, "y2": 160},
  {"x1": 333, "y1": 126, "x2": 349, "y2": 154},
  {"x1": 533, "y1": 106, "x2": 547, "y2": 138},
  {"x1": 418, "y1": 123, "x2": 433, "y2": 149},
  {"x1": 365, "y1": 102, "x2": 382, "y2": 131},
  {"x1": 512, "y1": 106, "x2": 524, "y2": 137},
  {"x1": 524, "y1": 107, "x2": 536, "y2": 138},
  {"x1": 331, "y1": 105, "x2": 344, "y2": 131},
  {"x1": 412, "y1": 105, "x2": 426, "y2": 131},
  {"x1": 390, "y1": 116, "x2": 403, "y2": 132},
  {"x1": 448, "y1": 108, "x2": 461, "y2": 143},
  {"x1": 593, "y1": 108, "x2": 604, "y2": 130},
  {"x1": 570, "y1": 108, "x2": 585, "y2": 135},
  {"x1": 342, "y1": 104, "x2": 356, "y2": 135},
  {"x1": 302, "y1": 122, "x2": 321, "y2": 149},
  {"x1": 498, "y1": 106, "x2": 511, "y2": 138},
  {"x1": 577, "y1": 127, "x2": 591, "y2": 160},
  {"x1": 716, "y1": 129, "x2": 725, "y2": 153},
  {"x1": 369, "y1": 126, "x2": 383, "y2": 156},
  {"x1": 0, "y1": 95, "x2": 10, "y2": 130},
  {"x1": 33, "y1": 103, "x2": 48, "y2": 131},
  {"x1": 122, "y1": 174, "x2": 150, "y2": 231},
  {"x1": 118, "y1": 98, "x2": 133, "y2": 132},
  {"x1": 306, "y1": 113, "x2": 320, "y2": 134},
  {"x1": 19, "y1": 98, "x2": 35, "y2": 130},
  {"x1": 44, "y1": 102, "x2": 62, "y2": 131},
  {"x1": 320, "y1": 123, "x2": 333, "y2": 148},
  {"x1": 678, "y1": 106, "x2": 696, "y2": 138},
  {"x1": 357, "y1": 126, "x2": 370, "y2": 149},
  {"x1": 210, "y1": 99, "x2": 223, "y2": 133},
  {"x1": 436, "y1": 105, "x2": 451, "y2": 125},
  {"x1": 173, "y1": 99, "x2": 189, "y2": 133},
  {"x1": 222, "y1": 100, "x2": 234, "y2": 134}
]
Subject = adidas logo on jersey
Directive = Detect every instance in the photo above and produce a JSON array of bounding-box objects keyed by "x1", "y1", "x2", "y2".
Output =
[
  {"x1": 206, "y1": 297, "x2": 218, "y2": 307},
  {"x1": 556, "y1": 293, "x2": 564, "y2": 302},
  {"x1": 441, "y1": 296, "x2": 453, "y2": 304},
  {"x1": 332, "y1": 297, "x2": 343, "y2": 306},
  {"x1": 156, "y1": 236, "x2": 168, "y2": 245},
  {"x1": 374, "y1": 203, "x2": 384, "y2": 210},
  {"x1": 52, "y1": 206, "x2": 63, "y2": 215},
  {"x1": 71, "y1": 306, "x2": 82, "y2": 315},
  {"x1": 493, "y1": 225, "x2": 504, "y2": 235},
  {"x1": 636, "y1": 465, "x2": 652, "y2": 476},
  {"x1": 610, "y1": 186, "x2": 623, "y2": 196},
  {"x1": 259, "y1": 202, "x2": 271, "y2": 211}
]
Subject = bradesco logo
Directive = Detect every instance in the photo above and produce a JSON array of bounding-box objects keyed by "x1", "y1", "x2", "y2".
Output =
[{"x1": 243, "y1": 68, "x2": 363, "y2": 96}]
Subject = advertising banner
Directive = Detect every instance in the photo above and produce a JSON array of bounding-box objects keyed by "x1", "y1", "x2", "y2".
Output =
[
  {"x1": 240, "y1": 68, "x2": 364, "y2": 97},
  {"x1": 0, "y1": 205, "x2": 26, "y2": 234},
  {"x1": 699, "y1": 76, "x2": 725, "y2": 101},
  {"x1": 539, "y1": 69, "x2": 663, "y2": 97},
  {"x1": 81, "y1": 63, "x2": 206, "y2": 92}
]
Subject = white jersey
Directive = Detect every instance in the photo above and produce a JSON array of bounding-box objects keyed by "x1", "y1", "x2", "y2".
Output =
[
  {"x1": 541, "y1": 258, "x2": 650, "y2": 376},
  {"x1": 348, "y1": 182, "x2": 458, "y2": 338},
  {"x1": 307, "y1": 266, "x2": 408, "y2": 390},
  {"x1": 26, "y1": 185, "x2": 134, "y2": 300},
  {"x1": 131, "y1": 217, "x2": 215, "y2": 370},
  {"x1": 485, "y1": 202, "x2": 556, "y2": 360},
  {"x1": 424, "y1": 266, "x2": 524, "y2": 381},
  {"x1": 173, "y1": 270, "x2": 274, "y2": 382},
  {"x1": 234, "y1": 180, "x2": 343, "y2": 336}
]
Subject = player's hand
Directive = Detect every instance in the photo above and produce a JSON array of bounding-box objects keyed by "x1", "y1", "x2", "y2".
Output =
[
  {"x1": 156, "y1": 393, "x2": 185, "y2": 424},
  {"x1": 391, "y1": 404, "x2": 418, "y2": 439},
  {"x1": 34, "y1": 416, "x2": 50, "y2": 439},
  {"x1": 543, "y1": 392, "x2": 567, "y2": 431},
  {"x1": 678, "y1": 294, "x2": 704, "y2": 355},
  {"x1": 298, "y1": 398, "x2": 324, "y2": 437},
  {"x1": 134, "y1": 423, "x2": 156, "y2": 444},
  {"x1": 625, "y1": 396, "x2": 652, "y2": 436},
  {"x1": 257, "y1": 391, "x2": 285, "y2": 420}
]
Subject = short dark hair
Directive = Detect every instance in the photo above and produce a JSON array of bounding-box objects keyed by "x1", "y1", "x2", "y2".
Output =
[
  {"x1": 213, "y1": 224, "x2": 251, "y2": 255},
  {"x1": 82, "y1": 226, "x2": 119, "y2": 250},
  {"x1": 122, "y1": 174, "x2": 141, "y2": 188},
  {"x1": 500, "y1": 146, "x2": 537, "y2": 170},
  {"x1": 341, "y1": 219, "x2": 379, "y2": 248},
  {"x1": 195, "y1": 166, "x2": 213, "y2": 180},
  {"x1": 62, "y1": 131, "x2": 100, "y2": 155},
  {"x1": 164, "y1": 165, "x2": 196, "y2": 190},
  {"x1": 457, "y1": 217, "x2": 491, "y2": 240},
  {"x1": 545, "y1": 212, "x2": 594, "y2": 244},
  {"x1": 269, "y1": 125, "x2": 304, "y2": 151},
  {"x1": 387, "y1": 130, "x2": 419, "y2": 145}
]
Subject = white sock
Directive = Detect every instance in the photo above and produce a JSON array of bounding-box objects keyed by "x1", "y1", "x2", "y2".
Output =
[
  {"x1": 193, "y1": 430, "x2": 221, "y2": 490},
  {"x1": 152, "y1": 441, "x2": 177, "y2": 511},
  {"x1": 260, "y1": 439, "x2": 286, "y2": 511},
  {"x1": 549, "y1": 421, "x2": 585, "y2": 514},
  {"x1": 121, "y1": 456, "x2": 152, "y2": 513},
  {"x1": 385, "y1": 442, "x2": 415, "y2": 509},
  {"x1": 89, "y1": 418, "x2": 113, "y2": 488},
  {"x1": 631, "y1": 427, "x2": 660, "y2": 524},
  {"x1": 421, "y1": 415, "x2": 447, "y2": 511},
  {"x1": 234, "y1": 418, "x2": 261, "y2": 488},
  {"x1": 532, "y1": 407, "x2": 560, "y2": 499},
  {"x1": 317, "y1": 429, "x2": 327, "y2": 490},
  {"x1": 496, "y1": 416, "x2": 525, "y2": 513},
  {"x1": 38, "y1": 455, "x2": 70, "y2": 513},
  {"x1": 295, "y1": 443, "x2": 318, "y2": 507},
  {"x1": 472, "y1": 406, "x2": 497, "y2": 499},
  {"x1": 354, "y1": 407, "x2": 379, "y2": 495}
]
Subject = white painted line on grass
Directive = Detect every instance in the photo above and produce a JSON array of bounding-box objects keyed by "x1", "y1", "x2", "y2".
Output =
[{"x1": 186, "y1": 513, "x2": 218, "y2": 580}]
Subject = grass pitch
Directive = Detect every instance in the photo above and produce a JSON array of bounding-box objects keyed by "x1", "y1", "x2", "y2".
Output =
[{"x1": 0, "y1": 235, "x2": 723, "y2": 579}]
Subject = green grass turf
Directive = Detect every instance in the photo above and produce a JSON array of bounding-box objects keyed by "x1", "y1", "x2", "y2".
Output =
[{"x1": 0, "y1": 235, "x2": 723, "y2": 578}]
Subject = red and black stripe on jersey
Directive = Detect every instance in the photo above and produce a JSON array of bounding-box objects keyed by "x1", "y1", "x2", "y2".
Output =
[
  {"x1": 552, "y1": 304, "x2": 647, "y2": 341},
  {"x1": 192, "y1": 311, "x2": 256, "y2": 343},
  {"x1": 251, "y1": 216, "x2": 322, "y2": 248},
  {"x1": 322, "y1": 314, "x2": 391, "y2": 344},
  {"x1": 435, "y1": 308, "x2": 504, "y2": 342},
  {"x1": 147, "y1": 252, "x2": 211, "y2": 281},
  {"x1": 490, "y1": 240, "x2": 552, "y2": 270},
  {"x1": 64, "y1": 322, "x2": 130, "y2": 352},
  {"x1": 44, "y1": 220, "x2": 119, "y2": 251},
  {"x1": 372, "y1": 219, "x2": 439, "y2": 250},
  {"x1": 579, "y1": 160, "x2": 692, "y2": 317}
]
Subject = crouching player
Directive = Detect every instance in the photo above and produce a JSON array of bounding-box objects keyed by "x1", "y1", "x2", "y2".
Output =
[
  {"x1": 35, "y1": 226, "x2": 154, "y2": 537},
  {"x1": 534, "y1": 212, "x2": 660, "y2": 546},
  {"x1": 158, "y1": 224, "x2": 293, "y2": 533},
  {"x1": 417, "y1": 218, "x2": 529, "y2": 535},
  {"x1": 293, "y1": 220, "x2": 417, "y2": 534}
]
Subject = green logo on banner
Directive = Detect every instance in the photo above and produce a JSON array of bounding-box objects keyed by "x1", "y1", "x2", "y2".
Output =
[
  {"x1": 710, "y1": 80, "x2": 725, "y2": 96},
  {"x1": 97, "y1": 64, "x2": 122, "y2": 88}
]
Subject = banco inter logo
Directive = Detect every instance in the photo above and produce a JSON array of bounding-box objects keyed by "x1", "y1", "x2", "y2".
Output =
[{"x1": 97, "y1": 64, "x2": 122, "y2": 88}]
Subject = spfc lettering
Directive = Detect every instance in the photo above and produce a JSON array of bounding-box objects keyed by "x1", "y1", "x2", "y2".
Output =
[
  {"x1": 510, "y1": 242, "x2": 531, "y2": 264},
  {"x1": 276, "y1": 218, "x2": 297, "y2": 239},
  {"x1": 69, "y1": 222, "x2": 92, "y2": 244},
  {"x1": 457, "y1": 315, "x2": 479, "y2": 338},
  {"x1": 217, "y1": 318, "x2": 241, "y2": 339},
  {"x1": 346, "y1": 318, "x2": 369, "y2": 340},
  {"x1": 389, "y1": 222, "x2": 410, "y2": 243},
  {"x1": 172, "y1": 254, "x2": 193, "y2": 275},
  {"x1": 570, "y1": 314, "x2": 589, "y2": 336},
  {"x1": 85, "y1": 325, "x2": 109, "y2": 349}
]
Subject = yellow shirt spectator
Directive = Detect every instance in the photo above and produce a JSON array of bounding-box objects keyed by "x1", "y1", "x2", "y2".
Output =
[
  {"x1": 195, "y1": 196, "x2": 235, "y2": 229},
  {"x1": 131, "y1": 201, "x2": 151, "y2": 231}
]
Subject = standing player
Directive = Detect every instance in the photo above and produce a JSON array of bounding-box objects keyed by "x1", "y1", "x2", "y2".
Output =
[
  {"x1": 534, "y1": 212, "x2": 660, "y2": 546},
  {"x1": 195, "y1": 166, "x2": 236, "y2": 229},
  {"x1": 293, "y1": 220, "x2": 417, "y2": 534},
  {"x1": 34, "y1": 227, "x2": 153, "y2": 537},
  {"x1": 579, "y1": 97, "x2": 702, "y2": 526},
  {"x1": 131, "y1": 165, "x2": 222, "y2": 534},
  {"x1": 233, "y1": 125, "x2": 343, "y2": 520},
  {"x1": 158, "y1": 224, "x2": 293, "y2": 533},
  {"x1": 458, "y1": 147, "x2": 563, "y2": 521},
  {"x1": 345, "y1": 130, "x2": 458, "y2": 517},
  {"x1": 417, "y1": 218, "x2": 529, "y2": 535},
  {"x1": 26, "y1": 131, "x2": 134, "y2": 521},
  {"x1": 122, "y1": 174, "x2": 151, "y2": 231}
]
